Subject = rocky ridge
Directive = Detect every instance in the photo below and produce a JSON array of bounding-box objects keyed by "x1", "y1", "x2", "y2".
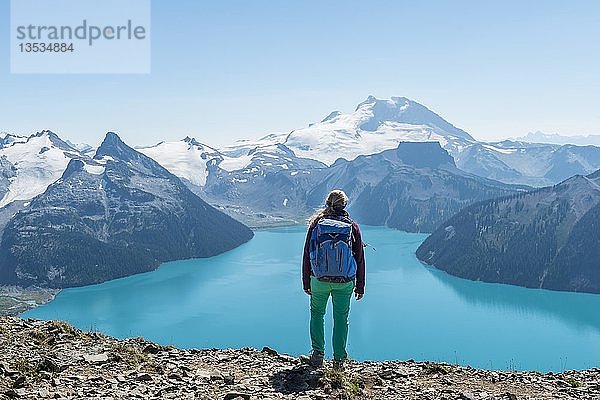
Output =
[{"x1": 1, "y1": 317, "x2": 599, "y2": 400}]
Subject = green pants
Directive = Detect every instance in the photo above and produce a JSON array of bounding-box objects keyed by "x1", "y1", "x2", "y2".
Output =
[{"x1": 310, "y1": 276, "x2": 354, "y2": 361}]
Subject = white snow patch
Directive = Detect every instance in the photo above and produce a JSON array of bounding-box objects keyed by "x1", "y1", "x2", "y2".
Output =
[
  {"x1": 285, "y1": 116, "x2": 464, "y2": 166},
  {"x1": 84, "y1": 163, "x2": 105, "y2": 175},
  {"x1": 482, "y1": 144, "x2": 517, "y2": 154},
  {"x1": 0, "y1": 133, "x2": 80, "y2": 208},
  {"x1": 218, "y1": 154, "x2": 253, "y2": 172},
  {"x1": 138, "y1": 140, "x2": 215, "y2": 186}
]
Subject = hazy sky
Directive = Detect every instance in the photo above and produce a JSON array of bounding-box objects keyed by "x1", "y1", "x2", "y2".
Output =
[{"x1": 1, "y1": 0, "x2": 600, "y2": 147}]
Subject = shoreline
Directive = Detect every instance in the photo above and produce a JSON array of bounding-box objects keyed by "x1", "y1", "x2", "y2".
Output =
[{"x1": 0, "y1": 286, "x2": 60, "y2": 317}]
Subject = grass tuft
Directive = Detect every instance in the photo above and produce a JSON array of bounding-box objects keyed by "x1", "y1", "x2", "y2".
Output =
[
  {"x1": 562, "y1": 376, "x2": 582, "y2": 388},
  {"x1": 109, "y1": 342, "x2": 151, "y2": 368},
  {"x1": 48, "y1": 320, "x2": 78, "y2": 336},
  {"x1": 323, "y1": 368, "x2": 362, "y2": 398},
  {"x1": 425, "y1": 362, "x2": 451, "y2": 375},
  {"x1": 13, "y1": 358, "x2": 36, "y2": 376}
]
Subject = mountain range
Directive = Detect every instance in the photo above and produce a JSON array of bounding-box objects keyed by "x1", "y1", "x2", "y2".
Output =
[
  {"x1": 304, "y1": 142, "x2": 528, "y2": 233},
  {"x1": 416, "y1": 170, "x2": 600, "y2": 293},
  {"x1": 515, "y1": 131, "x2": 600, "y2": 147},
  {"x1": 1, "y1": 96, "x2": 599, "y2": 291},
  {"x1": 0, "y1": 133, "x2": 253, "y2": 288},
  {"x1": 140, "y1": 96, "x2": 600, "y2": 192},
  {"x1": 135, "y1": 96, "x2": 600, "y2": 225}
]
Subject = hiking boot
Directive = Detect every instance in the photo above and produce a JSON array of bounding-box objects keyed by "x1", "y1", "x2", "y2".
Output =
[
  {"x1": 333, "y1": 359, "x2": 345, "y2": 371},
  {"x1": 300, "y1": 350, "x2": 324, "y2": 367}
]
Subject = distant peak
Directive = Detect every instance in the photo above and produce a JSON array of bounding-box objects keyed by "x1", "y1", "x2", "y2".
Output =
[
  {"x1": 183, "y1": 136, "x2": 202, "y2": 147},
  {"x1": 34, "y1": 129, "x2": 55, "y2": 136},
  {"x1": 31, "y1": 130, "x2": 59, "y2": 141},
  {"x1": 320, "y1": 111, "x2": 342, "y2": 123},
  {"x1": 95, "y1": 132, "x2": 133, "y2": 159},
  {"x1": 355, "y1": 95, "x2": 378, "y2": 110},
  {"x1": 0, "y1": 132, "x2": 27, "y2": 147},
  {"x1": 61, "y1": 158, "x2": 86, "y2": 178},
  {"x1": 390, "y1": 96, "x2": 410, "y2": 103},
  {"x1": 27, "y1": 130, "x2": 79, "y2": 152},
  {"x1": 355, "y1": 95, "x2": 412, "y2": 112},
  {"x1": 352, "y1": 95, "x2": 474, "y2": 141},
  {"x1": 394, "y1": 141, "x2": 456, "y2": 169},
  {"x1": 104, "y1": 131, "x2": 121, "y2": 142}
]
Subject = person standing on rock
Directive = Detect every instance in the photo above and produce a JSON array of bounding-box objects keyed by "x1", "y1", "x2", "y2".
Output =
[{"x1": 302, "y1": 189, "x2": 366, "y2": 370}]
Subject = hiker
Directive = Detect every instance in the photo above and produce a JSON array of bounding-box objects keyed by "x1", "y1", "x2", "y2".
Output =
[{"x1": 302, "y1": 189, "x2": 366, "y2": 370}]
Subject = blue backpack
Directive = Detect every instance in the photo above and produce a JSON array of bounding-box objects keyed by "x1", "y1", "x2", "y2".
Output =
[{"x1": 309, "y1": 217, "x2": 357, "y2": 279}]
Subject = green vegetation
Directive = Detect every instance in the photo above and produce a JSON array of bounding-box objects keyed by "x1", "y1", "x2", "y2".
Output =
[
  {"x1": 13, "y1": 358, "x2": 36, "y2": 376},
  {"x1": 323, "y1": 368, "x2": 362, "y2": 398},
  {"x1": 425, "y1": 362, "x2": 451, "y2": 374},
  {"x1": 28, "y1": 328, "x2": 50, "y2": 345},
  {"x1": 562, "y1": 376, "x2": 583, "y2": 388},
  {"x1": 48, "y1": 320, "x2": 79, "y2": 336},
  {"x1": 109, "y1": 342, "x2": 151, "y2": 368}
]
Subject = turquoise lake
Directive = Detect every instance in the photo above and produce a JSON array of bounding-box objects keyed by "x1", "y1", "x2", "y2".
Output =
[{"x1": 23, "y1": 225, "x2": 600, "y2": 372}]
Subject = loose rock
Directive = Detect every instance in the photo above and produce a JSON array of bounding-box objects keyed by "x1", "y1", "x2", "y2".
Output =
[{"x1": 1, "y1": 316, "x2": 599, "y2": 399}]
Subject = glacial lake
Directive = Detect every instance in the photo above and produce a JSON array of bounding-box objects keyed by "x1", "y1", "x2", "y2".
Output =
[{"x1": 23, "y1": 225, "x2": 600, "y2": 372}]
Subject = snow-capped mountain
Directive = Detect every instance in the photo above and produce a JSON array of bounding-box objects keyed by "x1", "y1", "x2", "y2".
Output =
[
  {"x1": 125, "y1": 96, "x2": 600, "y2": 226},
  {"x1": 282, "y1": 96, "x2": 475, "y2": 166},
  {"x1": 456, "y1": 140, "x2": 600, "y2": 186},
  {"x1": 138, "y1": 135, "x2": 326, "y2": 225},
  {"x1": 278, "y1": 97, "x2": 600, "y2": 186},
  {"x1": 137, "y1": 137, "x2": 221, "y2": 186},
  {"x1": 0, "y1": 132, "x2": 27, "y2": 147},
  {"x1": 0, "y1": 131, "x2": 86, "y2": 208},
  {"x1": 65, "y1": 140, "x2": 96, "y2": 157},
  {"x1": 130, "y1": 97, "x2": 600, "y2": 193},
  {"x1": 199, "y1": 141, "x2": 326, "y2": 226},
  {"x1": 2, "y1": 96, "x2": 599, "y2": 226},
  {"x1": 515, "y1": 131, "x2": 600, "y2": 147},
  {"x1": 0, "y1": 133, "x2": 253, "y2": 288}
]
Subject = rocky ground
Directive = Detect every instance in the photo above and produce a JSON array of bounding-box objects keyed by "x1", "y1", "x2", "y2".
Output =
[{"x1": 1, "y1": 317, "x2": 599, "y2": 399}]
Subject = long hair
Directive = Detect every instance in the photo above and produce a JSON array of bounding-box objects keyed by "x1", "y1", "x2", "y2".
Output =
[{"x1": 309, "y1": 189, "x2": 349, "y2": 225}]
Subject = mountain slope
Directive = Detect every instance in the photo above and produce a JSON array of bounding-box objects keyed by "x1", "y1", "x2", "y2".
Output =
[
  {"x1": 199, "y1": 142, "x2": 327, "y2": 227},
  {"x1": 0, "y1": 133, "x2": 253, "y2": 288},
  {"x1": 182, "y1": 141, "x2": 528, "y2": 231},
  {"x1": 416, "y1": 170, "x2": 600, "y2": 293},
  {"x1": 456, "y1": 141, "x2": 600, "y2": 186},
  {"x1": 307, "y1": 142, "x2": 527, "y2": 232}
]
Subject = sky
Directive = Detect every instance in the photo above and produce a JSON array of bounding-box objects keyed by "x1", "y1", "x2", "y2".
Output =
[{"x1": 1, "y1": 0, "x2": 600, "y2": 147}]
